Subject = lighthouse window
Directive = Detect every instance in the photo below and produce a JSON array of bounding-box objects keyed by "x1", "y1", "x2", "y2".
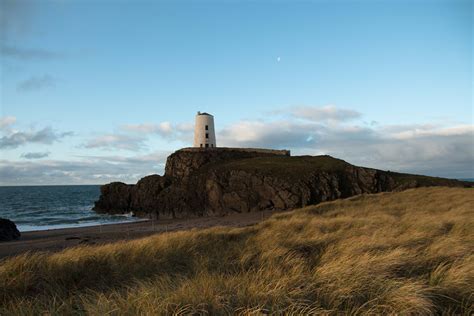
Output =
[
  {"x1": 206, "y1": 133, "x2": 209, "y2": 139},
  {"x1": 205, "y1": 144, "x2": 209, "y2": 148},
  {"x1": 205, "y1": 125, "x2": 208, "y2": 130},
  {"x1": 200, "y1": 144, "x2": 203, "y2": 148}
]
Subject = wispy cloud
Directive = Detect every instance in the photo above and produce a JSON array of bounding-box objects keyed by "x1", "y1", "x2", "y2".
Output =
[
  {"x1": 0, "y1": 126, "x2": 73, "y2": 149},
  {"x1": 1, "y1": 45, "x2": 63, "y2": 61},
  {"x1": 122, "y1": 122, "x2": 173, "y2": 135},
  {"x1": 122, "y1": 122, "x2": 193, "y2": 141},
  {"x1": 17, "y1": 74, "x2": 56, "y2": 91},
  {"x1": 219, "y1": 120, "x2": 320, "y2": 148},
  {"x1": 382, "y1": 124, "x2": 474, "y2": 140},
  {"x1": 1, "y1": 0, "x2": 62, "y2": 60},
  {"x1": 0, "y1": 151, "x2": 170, "y2": 185},
  {"x1": 0, "y1": 116, "x2": 16, "y2": 131},
  {"x1": 21, "y1": 151, "x2": 50, "y2": 159},
  {"x1": 289, "y1": 105, "x2": 362, "y2": 122},
  {"x1": 0, "y1": 0, "x2": 35, "y2": 39},
  {"x1": 83, "y1": 134, "x2": 147, "y2": 151},
  {"x1": 82, "y1": 122, "x2": 193, "y2": 152},
  {"x1": 1, "y1": 1, "x2": 63, "y2": 61}
]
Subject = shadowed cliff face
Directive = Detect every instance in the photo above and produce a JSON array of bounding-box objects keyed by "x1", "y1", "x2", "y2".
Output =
[{"x1": 93, "y1": 148, "x2": 471, "y2": 219}]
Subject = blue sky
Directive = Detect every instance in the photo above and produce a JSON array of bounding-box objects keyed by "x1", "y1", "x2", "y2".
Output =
[{"x1": 1, "y1": 0, "x2": 472, "y2": 185}]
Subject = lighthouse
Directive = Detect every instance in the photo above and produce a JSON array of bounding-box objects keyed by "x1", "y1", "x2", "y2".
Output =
[{"x1": 193, "y1": 111, "x2": 216, "y2": 148}]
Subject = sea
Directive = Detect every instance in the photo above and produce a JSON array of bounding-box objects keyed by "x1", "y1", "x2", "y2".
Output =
[{"x1": 0, "y1": 185, "x2": 143, "y2": 232}]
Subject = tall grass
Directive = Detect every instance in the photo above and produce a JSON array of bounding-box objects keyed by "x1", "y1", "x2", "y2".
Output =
[{"x1": 1, "y1": 187, "x2": 473, "y2": 315}]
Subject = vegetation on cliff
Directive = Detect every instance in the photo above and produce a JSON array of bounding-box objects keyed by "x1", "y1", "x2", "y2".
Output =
[{"x1": 1, "y1": 187, "x2": 473, "y2": 314}]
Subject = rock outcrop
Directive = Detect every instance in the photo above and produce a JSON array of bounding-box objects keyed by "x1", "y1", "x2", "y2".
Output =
[
  {"x1": 94, "y1": 148, "x2": 472, "y2": 219},
  {"x1": 0, "y1": 218, "x2": 21, "y2": 242},
  {"x1": 94, "y1": 182, "x2": 133, "y2": 214}
]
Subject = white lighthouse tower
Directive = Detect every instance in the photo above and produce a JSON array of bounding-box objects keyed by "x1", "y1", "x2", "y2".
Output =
[{"x1": 193, "y1": 111, "x2": 216, "y2": 148}]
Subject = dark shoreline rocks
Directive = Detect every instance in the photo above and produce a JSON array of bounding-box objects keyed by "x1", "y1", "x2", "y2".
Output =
[
  {"x1": 0, "y1": 218, "x2": 21, "y2": 242},
  {"x1": 93, "y1": 147, "x2": 472, "y2": 219},
  {"x1": 93, "y1": 182, "x2": 134, "y2": 214}
]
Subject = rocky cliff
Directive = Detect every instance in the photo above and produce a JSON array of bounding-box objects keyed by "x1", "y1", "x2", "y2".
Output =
[{"x1": 93, "y1": 148, "x2": 472, "y2": 219}]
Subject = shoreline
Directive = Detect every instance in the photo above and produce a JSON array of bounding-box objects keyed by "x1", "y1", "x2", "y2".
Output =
[
  {"x1": 0, "y1": 210, "x2": 279, "y2": 260},
  {"x1": 18, "y1": 217, "x2": 148, "y2": 233}
]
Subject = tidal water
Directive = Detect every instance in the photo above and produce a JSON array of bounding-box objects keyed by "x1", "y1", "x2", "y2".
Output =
[{"x1": 0, "y1": 185, "x2": 142, "y2": 232}]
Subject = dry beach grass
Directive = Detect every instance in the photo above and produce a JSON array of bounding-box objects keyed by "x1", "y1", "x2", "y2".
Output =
[{"x1": 0, "y1": 187, "x2": 473, "y2": 315}]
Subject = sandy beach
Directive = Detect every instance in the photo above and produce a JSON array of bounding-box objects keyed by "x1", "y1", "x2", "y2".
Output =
[{"x1": 0, "y1": 210, "x2": 278, "y2": 260}]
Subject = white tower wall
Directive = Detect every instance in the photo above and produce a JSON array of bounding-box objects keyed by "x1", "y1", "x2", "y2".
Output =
[{"x1": 193, "y1": 112, "x2": 216, "y2": 148}]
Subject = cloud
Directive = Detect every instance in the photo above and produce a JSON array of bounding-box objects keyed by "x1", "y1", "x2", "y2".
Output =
[
  {"x1": 0, "y1": 116, "x2": 16, "y2": 130},
  {"x1": 0, "y1": 151, "x2": 170, "y2": 185},
  {"x1": 122, "y1": 122, "x2": 193, "y2": 140},
  {"x1": 0, "y1": 0, "x2": 34, "y2": 40},
  {"x1": 115, "y1": 107, "x2": 473, "y2": 178},
  {"x1": 1, "y1": 45, "x2": 62, "y2": 61},
  {"x1": 123, "y1": 122, "x2": 173, "y2": 135},
  {"x1": 1, "y1": 106, "x2": 472, "y2": 184},
  {"x1": 78, "y1": 151, "x2": 170, "y2": 165},
  {"x1": 219, "y1": 120, "x2": 321, "y2": 148},
  {"x1": 83, "y1": 122, "x2": 194, "y2": 152},
  {"x1": 218, "y1": 115, "x2": 474, "y2": 178},
  {"x1": 17, "y1": 74, "x2": 56, "y2": 91},
  {"x1": 288, "y1": 105, "x2": 362, "y2": 122},
  {"x1": 382, "y1": 124, "x2": 474, "y2": 140},
  {"x1": 0, "y1": 126, "x2": 73, "y2": 149},
  {"x1": 84, "y1": 134, "x2": 147, "y2": 151},
  {"x1": 21, "y1": 151, "x2": 50, "y2": 159},
  {"x1": 1, "y1": 2, "x2": 63, "y2": 61},
  {"x1": 316, "y1": 127, "x2": 473, "y2": 179}
]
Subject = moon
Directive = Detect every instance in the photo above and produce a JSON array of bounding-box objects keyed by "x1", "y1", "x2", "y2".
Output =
[{"x1": 277, "y1": 56, "x2": 281, "y2": 62}]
